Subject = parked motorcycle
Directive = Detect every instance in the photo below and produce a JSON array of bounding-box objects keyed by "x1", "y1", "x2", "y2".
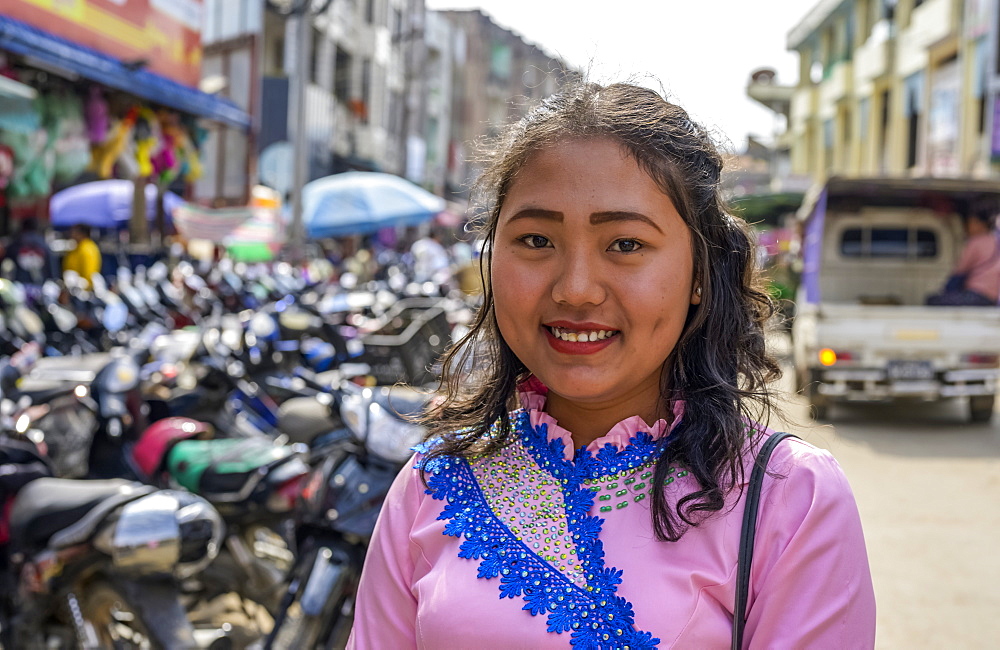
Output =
[
  {"x1": 131, "y1": 417, "x2": 311, "y2": 624},
  {"x1": 265, "y1": 380, "x2": 430, "y2": 649},
  {"x1": 0, "y1": 406, "x2": 224, "y2": 648}
]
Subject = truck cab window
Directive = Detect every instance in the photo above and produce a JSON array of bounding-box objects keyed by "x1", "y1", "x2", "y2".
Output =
[{"x1": 839, "y1": 227, "x2": 938, "y2": 258}]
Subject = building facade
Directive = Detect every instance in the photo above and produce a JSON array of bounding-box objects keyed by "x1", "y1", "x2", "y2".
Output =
[
  {"x1": 436, "y1": 10, "x2": 574, "y2": 201},
  {"x1": 252, "y1": 0, "x2": 424, "y2": 192},
  {"x1": 0, "y1": 0, "x2": 250, "y2": 229},
  {"x1": 785, "y1": 0, "x2": 995, "y2": 183}
]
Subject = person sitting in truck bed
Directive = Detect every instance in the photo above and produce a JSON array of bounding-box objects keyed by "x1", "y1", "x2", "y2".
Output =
[{"x1": 927, "y1": 211, "x2": 1000, "y2": 306}]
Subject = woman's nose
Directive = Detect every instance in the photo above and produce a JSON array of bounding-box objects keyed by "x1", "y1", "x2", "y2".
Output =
[{"x1": 550, "y1": 252, "x2": 606, "y2": 307}]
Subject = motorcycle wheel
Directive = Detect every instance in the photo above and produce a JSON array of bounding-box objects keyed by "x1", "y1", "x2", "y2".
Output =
[
  {"x1": 269, "y1": 547, "x2": 353, "y2": 650},
  {"x1": 77, "y1": 581, "x2": 155, "y2": 649}
]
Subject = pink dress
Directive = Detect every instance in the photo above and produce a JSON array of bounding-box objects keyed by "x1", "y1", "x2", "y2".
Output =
[{"x1": 347, "y1": 391, "x2": 876, "y2": 649}]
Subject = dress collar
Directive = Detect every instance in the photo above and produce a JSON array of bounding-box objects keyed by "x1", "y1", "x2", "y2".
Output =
[{"x1": 517, "y1": 382, "x2": 684, "y2": 460}]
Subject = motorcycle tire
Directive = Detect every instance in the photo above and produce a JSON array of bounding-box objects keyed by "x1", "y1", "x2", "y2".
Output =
[
  {"x1": 78, "y1": 579, "x2": 197, "y2": 650},
  {"x1": 269, "y1": 546, "x2": 353, "y2": 650}
]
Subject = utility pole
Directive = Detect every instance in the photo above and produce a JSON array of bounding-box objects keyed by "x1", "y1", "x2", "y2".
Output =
[{"x1": 287, "y1": 9, "x2": 310, "y2": 263}]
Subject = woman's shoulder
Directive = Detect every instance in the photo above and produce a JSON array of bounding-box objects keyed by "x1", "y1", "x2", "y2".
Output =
[{"x1": 745, "y1": 430, "x2": 859, "y2": 519}]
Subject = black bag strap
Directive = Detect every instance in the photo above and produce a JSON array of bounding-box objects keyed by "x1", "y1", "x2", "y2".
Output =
[{"x1": 732, "y1": 431, "x2": 799, "y2": 650}]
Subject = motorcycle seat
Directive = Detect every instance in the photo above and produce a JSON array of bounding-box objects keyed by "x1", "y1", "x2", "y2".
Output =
[
  {"x1": 12, "y1": 379, "x2": 77, "y2": 405},
  {"x1": 168, "y1": 437, "x2": 299, "y2": 498},
  {"x1": 371, "y1": 386, "x2": 430, "y2": 418},
  {"x1": 8, "y1": 478, "x2": 151, "y2": 552},
  {"x1": 277, "y1": 397, "x2": 338, "y2": 444}
]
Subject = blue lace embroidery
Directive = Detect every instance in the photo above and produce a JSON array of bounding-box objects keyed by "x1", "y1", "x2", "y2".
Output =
[{"x1": 418, "y1": 410, "x2": 665, "y2": 648}]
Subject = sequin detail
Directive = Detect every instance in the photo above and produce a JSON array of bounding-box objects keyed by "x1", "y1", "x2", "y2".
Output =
[{"x1": 417, "y1": 410, "x2": 665, "y2": 649}]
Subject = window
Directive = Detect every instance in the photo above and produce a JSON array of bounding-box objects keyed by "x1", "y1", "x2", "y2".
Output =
[
  {"x1": 870, "y1": 228, "x2": 909, "y2": 257},
  {"x1": 905, "y1": 71, "x2": 924, "y2": 168},
  {"x1": 365, "y1": 0, "x2": 375, "y2": 24},
  {"x1": 859, "y1": 96, "x2": 871, "y2": 143},
  {"x1": 840, "y1": 227, "x2": 938, "y2": 258},
  {"x1": 823, "y1": 118, "x2": 834, "y2": 171},
  {"x1": 915, "y1": 230, "x2": 937, "y2": 257},
  {"x1": 310, "y1": 28, "x2": 324, "y2": 85},
  {"x1": 392, "y1": 8, "x2": 403, "y2": 40},
  {"x1": 879, "y1": 89, "x2": 890, "y2": 172},
  {"x1": 360, "y1": 58, "x2": 371, "y2": 124},
  {"x1": 975, "y1": 38, "x2": 988, "y2": 133},
  {"x1": 841, "y1": 228, "x2": 863, "y2": 256},
  {"x1": 334, "y1": 46, "x2": 352, "y2": 103},
  {"x1": 272, "y1": 36, "x2": 285, "y2": 74}
]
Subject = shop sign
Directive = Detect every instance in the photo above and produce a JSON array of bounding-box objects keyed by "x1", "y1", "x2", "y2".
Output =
[{"x1": 3, "y1": 0, "x2": 203, "y2": 88}]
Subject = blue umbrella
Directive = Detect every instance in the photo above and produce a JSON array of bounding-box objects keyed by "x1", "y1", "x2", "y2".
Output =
[
  {"x1": 301, "y1": 172, "x2": 445, "y2": 238},
  {"x1": 49, "y1": 180, "x2": 184, "y2": 229}
]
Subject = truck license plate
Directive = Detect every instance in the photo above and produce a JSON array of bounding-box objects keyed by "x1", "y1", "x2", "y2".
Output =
[{"x1": 887, "y1": 360, "x2": 934, "y2": 380}]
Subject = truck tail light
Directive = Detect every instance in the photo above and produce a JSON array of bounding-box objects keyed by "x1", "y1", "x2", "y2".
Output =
[
  {"x1": 818, "y1": 348, "x2": 854, "y2": 366},
  {"x1": 961, "y1": 354, "x2": 999, "y2": 366}
]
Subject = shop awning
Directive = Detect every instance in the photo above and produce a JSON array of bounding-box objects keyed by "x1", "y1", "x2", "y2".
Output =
[{"x1": 0, "y1": 14, "x2": 250, "y2": 129}]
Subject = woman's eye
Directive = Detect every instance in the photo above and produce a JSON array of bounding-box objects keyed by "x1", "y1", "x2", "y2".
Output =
[
  {"x1": 609, "y1": 239, "x2": 642, "y2": 253},
  {"x1": 519, "y1": 234, "x2": 551, "y2": 249}
]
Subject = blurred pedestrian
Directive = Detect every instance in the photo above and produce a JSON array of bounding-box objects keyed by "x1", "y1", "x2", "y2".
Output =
[
  {"x1": 410, "y1": 229, "x2": 451, "y2": 284},
  {"x1": 62, "y1": 223, "x2": 102, "y2": 289},
  {"x1": 348, "y1": 81, "x2": 876, "y2": 648},
  {"x1": 927, "y1": 211, "x2": 999, "y2": 306},
  {"x1": 6, "y1": 217, "x2": 56, "y2": 284}
]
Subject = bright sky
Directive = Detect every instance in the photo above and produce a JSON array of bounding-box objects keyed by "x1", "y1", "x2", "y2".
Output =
[{"x1": 426, "y1": 0, "x2": 811, "y2": 152}]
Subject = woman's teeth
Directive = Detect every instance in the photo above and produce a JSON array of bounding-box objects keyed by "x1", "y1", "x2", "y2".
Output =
[{"x1": 549, "y1": 327, "x2": 617, "y2": 342}]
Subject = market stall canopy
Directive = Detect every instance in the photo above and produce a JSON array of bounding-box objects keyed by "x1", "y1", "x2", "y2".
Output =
[
  {"x1": 301, "y1": 172, "x2": 446, "y2": 238},
  {"x1": 172, "y1": 186, "x2": 285, "y2": 261},
  {"x1": 49, "y1": 180, "x2": 183, "y2": 229},
  {"x1": 0, "y1": 14, "x2": 249, "y2": 128}
]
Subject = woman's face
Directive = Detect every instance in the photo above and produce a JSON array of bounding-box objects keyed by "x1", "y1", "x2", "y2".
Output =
[{"x1": 492, "y1": 137, "x2": 700, "y2": 414}]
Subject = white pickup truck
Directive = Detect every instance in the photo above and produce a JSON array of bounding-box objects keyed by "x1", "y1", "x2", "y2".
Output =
[{"x1": 791, "y1": 177, "x2": 1000, "y2": 422}]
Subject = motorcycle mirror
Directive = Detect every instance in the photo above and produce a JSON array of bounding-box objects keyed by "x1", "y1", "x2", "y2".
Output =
[
  {"x1": 49, "y1": 304, "x2": 78, "y2": 333},
  {"x1": 202, "y1": 327, "x2": 221, "y2": 353},
  {"x1": 91, "y1": 273, "x2": 109, "y2": 298},
  {"x1": 102, "y1": 300, "x2": 129, "y2": 333},
  {"x1": 148, "y1": 261, "x2": 168, "y2": 282},
  {"x1": 42, "y1": 280, "x2": 62, "y2": 301},
  {"x1": 14, "y1": 306, "x2": 44, "y2": 337},
  {"x1": 62, "y1": 270, "x2": 83, "y2": 291},
  {"x1": 340, "y1": 272, "x2": 358, "y2": 290}
]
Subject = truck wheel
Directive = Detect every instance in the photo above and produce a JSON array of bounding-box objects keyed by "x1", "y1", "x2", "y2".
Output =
[
  {"x1": 804, "y1": 370, "x2": 830, "y2": 420},
  {"x1": 809, "y1": 394, "x2": 830, "y2": 421},
  {"x1": 969, "y1": 396, "x2": 995, "y2": 423}
]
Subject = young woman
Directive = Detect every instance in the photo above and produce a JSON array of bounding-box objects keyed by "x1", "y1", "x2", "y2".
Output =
[{"x1": 347, "y1": 82, "x2": 876, "y2": 649}]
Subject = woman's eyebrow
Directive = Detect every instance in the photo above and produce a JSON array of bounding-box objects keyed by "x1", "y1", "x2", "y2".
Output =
[
  {"x1": 506, "y1": 208, "x2": 562, "y2": 223},
  {"x1": 505, "y1": 208, "x2": 663, "y2": 234},
  {"x1": 590, "y1": 211, "x2": 663, "y2": 234}
]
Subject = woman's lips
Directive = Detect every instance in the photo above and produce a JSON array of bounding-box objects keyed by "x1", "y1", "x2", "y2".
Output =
[{"x1": 542, "y1": 323, "x2": 619, "y2": 355}]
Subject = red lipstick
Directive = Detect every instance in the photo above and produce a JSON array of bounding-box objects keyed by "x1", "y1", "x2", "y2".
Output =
[{"x1": 541, "y1": 321, "x2": 620, "y2": 355}]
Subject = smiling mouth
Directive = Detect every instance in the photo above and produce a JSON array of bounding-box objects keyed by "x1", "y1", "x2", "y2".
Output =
[{"x1": 545, "y1": 326, "x2": 620, "y2": 343}]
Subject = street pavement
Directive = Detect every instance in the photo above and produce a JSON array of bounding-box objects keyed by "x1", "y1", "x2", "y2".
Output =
[{"x1": 768, "y1": 331, "x2": 1000, "y2": 649}]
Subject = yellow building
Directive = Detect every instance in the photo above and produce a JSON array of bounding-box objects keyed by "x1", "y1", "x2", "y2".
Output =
[{"x1": 785, "y1": 0, "x2": 994, "y2": 182}]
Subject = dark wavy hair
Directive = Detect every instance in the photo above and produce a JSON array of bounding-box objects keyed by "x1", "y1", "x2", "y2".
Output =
[{"x1": 421, "y1": 81, "x2": 781, "y2": 542}]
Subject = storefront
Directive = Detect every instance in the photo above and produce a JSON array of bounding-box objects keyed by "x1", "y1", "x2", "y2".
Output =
[{"x1": 0, "y1": 4, "x2": 250, "y2": 234}]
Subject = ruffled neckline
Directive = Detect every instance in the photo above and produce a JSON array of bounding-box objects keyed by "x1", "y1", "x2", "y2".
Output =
[{"x1": 517, "y1": 384, "x2": 684, "y2": 461}]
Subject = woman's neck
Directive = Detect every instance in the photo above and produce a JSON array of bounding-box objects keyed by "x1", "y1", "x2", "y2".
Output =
[{"x1": 543, "y1": 388, "x2": 669, "y2": 449}]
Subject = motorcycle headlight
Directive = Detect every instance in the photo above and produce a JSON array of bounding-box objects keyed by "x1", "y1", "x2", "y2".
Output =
[
  {"x1": 173, "y1": 491, "x2": 225, "y2": 579},
  {"x1": 341, "y1": 393, "x2": 425, "y2": 463},
  {"x1": 101, "y1": 359, "x2": 140, "y2": 393},
  {"x1": 94, "y1": 492, "x2": 182, "y2": 576},
  {"x1": 93, "y1": 491, "x2": 223, "y2": 579}
]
